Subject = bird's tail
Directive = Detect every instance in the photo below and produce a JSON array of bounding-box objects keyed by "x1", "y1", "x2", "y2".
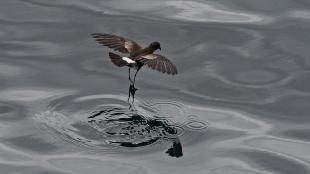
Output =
[{"x1": 109, "y1": 52, "x2": 128, "y2": 67}]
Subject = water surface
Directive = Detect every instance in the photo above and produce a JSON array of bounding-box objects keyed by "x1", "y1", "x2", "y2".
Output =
[{"x1": 1, "y1": 0, "x2": 310, "y2": 173}]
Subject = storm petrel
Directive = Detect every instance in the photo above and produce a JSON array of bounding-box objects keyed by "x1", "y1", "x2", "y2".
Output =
[{"x1": 91, "y1": 33, "x2": 177, "y2": 84}]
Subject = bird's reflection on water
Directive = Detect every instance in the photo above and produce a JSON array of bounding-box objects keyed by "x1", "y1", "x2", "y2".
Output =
[{"x1": 88, "y1": 84, "x2": 183, "y2": 158}]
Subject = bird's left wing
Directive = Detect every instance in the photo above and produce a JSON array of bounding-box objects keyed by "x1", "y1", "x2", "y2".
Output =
[
  {"x1": 137, "y1": 54, "x2": 178, "y2": 75},
  {"x1": 91, "y1": 33, "x2": 142, "y2": 54}
]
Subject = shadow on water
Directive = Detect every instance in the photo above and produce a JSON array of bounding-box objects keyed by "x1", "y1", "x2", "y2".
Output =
[{"x1": 88, "y1": 83, "x2": 183, "y2": 158}]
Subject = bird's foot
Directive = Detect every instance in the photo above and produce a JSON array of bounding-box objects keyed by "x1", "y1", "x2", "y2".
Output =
[{"x1": 129, "y1": 84, "x2": 138, "y2": 94}]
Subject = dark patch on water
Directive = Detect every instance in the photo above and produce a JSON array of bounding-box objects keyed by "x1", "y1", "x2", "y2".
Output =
[{"x1": 88, "y1": 108, "x2": 184, "y2": 158}]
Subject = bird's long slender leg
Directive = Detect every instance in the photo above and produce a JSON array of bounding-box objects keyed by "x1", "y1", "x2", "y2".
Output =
[
  {"x1": 127, "y1": 83, "x2": 131, "y2": 102},
  {"x1": 133, "y1": 66, "x2": 141, "y2": 85},
  {"x1": 128, "y1": 68, "x2": 134, "y2": 84},
  {"x1": 127, "y1": 83, "x2": 137, "y2": 105},
  {"x1": 130, "y1": 84, "x2": 137, "y2": 102}
]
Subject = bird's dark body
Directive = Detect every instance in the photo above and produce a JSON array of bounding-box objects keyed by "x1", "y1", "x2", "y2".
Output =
[
  {"x1": 128, "y1": 60, "x2": 143, "y2": 69},
  {"x1": 128, "y1": 47, "x2": 156, "y2": 68},
  {"x1": 130, "y1": 45, "x2": 158, "y2": 57}
]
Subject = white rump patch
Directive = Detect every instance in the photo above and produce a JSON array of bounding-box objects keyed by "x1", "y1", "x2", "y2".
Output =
[{"x1": 122, "y1": 57, "x2": 136, "y2": 64}]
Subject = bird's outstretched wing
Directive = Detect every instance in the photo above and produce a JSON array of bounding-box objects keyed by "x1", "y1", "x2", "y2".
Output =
[
  {"x1": 137, "y1": 54, "x2": 178, "y2": 75},
  {"x1": 91, "y1": 33, "x2": 142, "y2": 54}
]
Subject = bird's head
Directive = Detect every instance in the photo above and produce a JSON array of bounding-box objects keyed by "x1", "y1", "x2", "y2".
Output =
[{"x1": 150, "y1": 42, "x2": 161, "y2": 51}]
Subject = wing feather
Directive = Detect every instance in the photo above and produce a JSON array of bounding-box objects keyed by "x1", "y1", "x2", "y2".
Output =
[
  {"x1": 91, "y1": 33, "x2": 142, "y2": 54},
  {"x1": 161, "y1": 61, "x2": 166, "y2": 73},
  {"x1": 138, "y1": 54, "x2": 177, "y2": 75}
]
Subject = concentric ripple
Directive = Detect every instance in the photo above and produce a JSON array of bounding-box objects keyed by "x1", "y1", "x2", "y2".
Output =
[{"x1": 34, "y1": 94, "x2": 207, "y2": 157}]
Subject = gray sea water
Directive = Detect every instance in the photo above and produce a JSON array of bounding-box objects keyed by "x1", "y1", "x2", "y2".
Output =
[{"x1": 1, "y1": 0, "x2": 310, "y2": 174}]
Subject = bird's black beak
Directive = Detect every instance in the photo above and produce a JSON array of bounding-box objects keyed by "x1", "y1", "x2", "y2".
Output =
[{"x1": 159, "y1": 47, "x2": 161, "y2": 50}]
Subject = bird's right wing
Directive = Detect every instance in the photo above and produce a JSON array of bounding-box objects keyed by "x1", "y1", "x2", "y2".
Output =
[
  {"x1": 91, "y1": 33, "x2": 142, "y2": 54},
  {"x1": 137, "y1": 54, "x2": 178, "y2": 75}
]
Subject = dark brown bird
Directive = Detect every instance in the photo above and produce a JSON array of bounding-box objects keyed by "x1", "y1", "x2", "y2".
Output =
[{"x1": 91, "y1": 33, "x2": 177, "y2": 84}]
